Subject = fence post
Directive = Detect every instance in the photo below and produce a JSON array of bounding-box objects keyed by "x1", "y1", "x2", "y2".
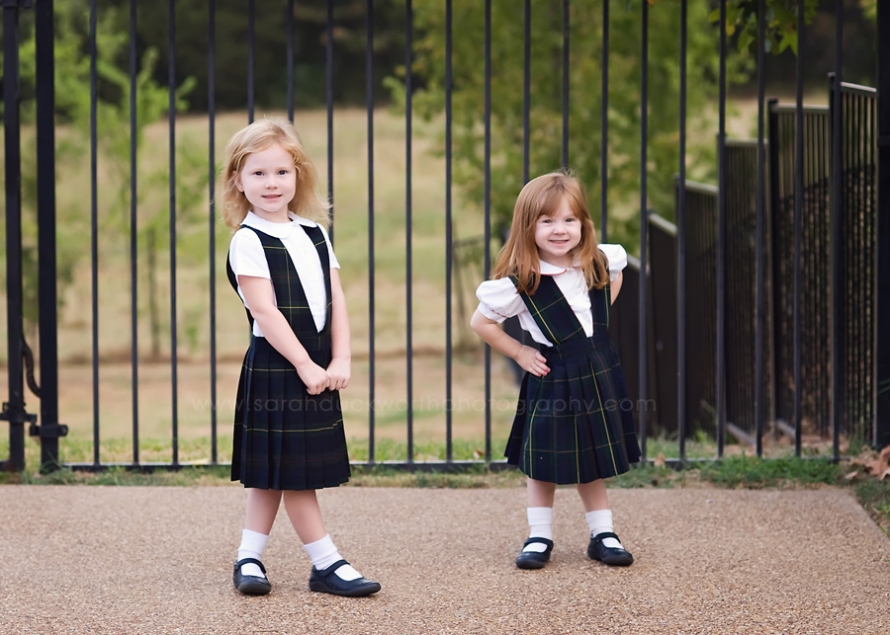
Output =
[
  {"x1": 1, "y1": 0, "x2": 36, "y2": 473},
  {"x1": 34, "y1": 0, "x2": 67, "y2": 470},
  {"x1": 876, "y1": 1, "x2": 890, "y2": 449}
]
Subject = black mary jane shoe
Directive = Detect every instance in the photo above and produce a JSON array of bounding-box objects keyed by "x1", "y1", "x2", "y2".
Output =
[
  {"x1": 233, "y1": 558, "x2": 273, "y2": 596},
  {"x1": 309, "y1": 559, "x2": 381, "y2": 597},
  {"x1": 587, "y1": 532, "x2": 634, "y2": 567},
  {"x1": 515, "y1": 537, "x2": 554, "y2": 570}
]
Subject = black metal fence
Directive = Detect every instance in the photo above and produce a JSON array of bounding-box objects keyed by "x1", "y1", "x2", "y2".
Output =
[
  {"x1": 768, "y1": 100, "x2": 833, "y2": 440},
  {"x1": 2, "y1": 0, "x2": 889, "y2": 473}
]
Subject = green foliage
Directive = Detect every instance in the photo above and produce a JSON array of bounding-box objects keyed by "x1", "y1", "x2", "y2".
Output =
[
  {"x1": 706, "y1": 0, "x2": 820, "y2": 55},
  {"x1": 698, "y1": 454, "x2": 843, "y2": 488},
  {"x1": 1, "y1": 1, "x2": 200, "y2": 339},
  {"x1": 611, "y1": 463, "x2": 680, "y2": 488},
  {"x1": 109, "y1": 0, "x2": 406, "y2": 111},
  {"x1": 404, "y1": 0, "x2": 739, "y2": 249},
  {"x1": 859, "y1": 0, "x2": 876, "y2": 21}
]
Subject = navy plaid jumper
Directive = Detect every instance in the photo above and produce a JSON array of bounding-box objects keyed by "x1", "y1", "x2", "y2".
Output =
[
  {"x1": 226, "y1": 223, "x2": 351, "y2": 490},
  {"x1": 504, "y1": 274, "x2": 641, "y2": 484}
]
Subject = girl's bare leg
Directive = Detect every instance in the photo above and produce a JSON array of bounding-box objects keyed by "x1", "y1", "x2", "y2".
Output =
[
  {"x1": 526, "y1": 477, "x2": 557, "y2": 507},
  {"x1": 282, "y1": 490, "x2": 327, "y2": 544},
  {"x1": 576, "y1": 478, "x2": 609, "y2": 512},
  {"x1": 244, "y1": 488, "x2": 283, "y2": 534}
]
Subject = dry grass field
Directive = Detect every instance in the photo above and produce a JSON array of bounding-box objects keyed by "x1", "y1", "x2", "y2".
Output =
[
  {"x1": 1, "y1": 94, "x2": 818, "y2": 466},
  {"x1": 0, "y1": 108, "x2": 522, "y2": 465}
]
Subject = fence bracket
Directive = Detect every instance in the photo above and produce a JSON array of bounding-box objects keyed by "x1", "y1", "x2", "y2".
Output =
[
  {"x1": 28, "y1": 421, "x2": 68, "y2": 440},
  {"x1": 0, "y1": 401, "x2": 36, "y2": 427}
]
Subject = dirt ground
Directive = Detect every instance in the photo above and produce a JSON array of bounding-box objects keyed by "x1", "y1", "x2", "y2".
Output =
[{"x1": 1, "y1": 485, "x2": 888, "y2": 635}]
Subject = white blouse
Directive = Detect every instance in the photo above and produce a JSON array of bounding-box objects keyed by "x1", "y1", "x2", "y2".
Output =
[
  {"x1": 475, "y1": 244, "x2": 627, "y2": 347},
  {"x1": 229, "y1": 211, "x2": 340, "y2": 337}
]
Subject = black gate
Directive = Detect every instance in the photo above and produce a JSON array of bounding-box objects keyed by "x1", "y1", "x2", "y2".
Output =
[{"x1": 2, "y1": 1, "x2": 889, "y2": 472}]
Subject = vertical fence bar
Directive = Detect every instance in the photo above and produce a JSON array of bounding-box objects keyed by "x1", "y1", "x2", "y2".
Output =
[
  {"x1": 90, "y1": 0, "x2": 101, "y2": 467},
  {"x1": 600, "y1": 0, "x2": 608, "y2": 240},
  {"x1": 168, "y1": 0, "x2": 180, "y2": 467},
  {"x1": 2, "y1": 1, "x2": 27, "y2": 472},
  {"x1": 877, "y1": 0, "x2": 890, "y2": 449},
  {"x1": 247, "y1": 0, "x2": 255, "y2": 123},
  {"x1": 767, "y1": 99, "x2": 783, "y2": 442},
  {"x1": 36, "y1": 0, "x2": 61, "y2": 468},
  {"x1": 483, "y1": 0, "x2": 492, "y2": 462},
  {"x1": 793, "y1": 0, "x2": 805, "y2": 457},
  {"x1": 445, "y1": 0, "x2": 454, "y2": 462},
  {"x1": 326, "y1": 0, "x2": 334, "y2": 238},
  {"x1": 287, "y1": 0, "x2": 295, "y2": 122},
  {"x1": 754, "y1": 0, "x2": 766, "y2": 457},
  {"x1": 129, "y1": 0, "x2": 140, "y2": 464},
  {"x1": 716, "y1": 0, "x2": 727, "y2": 457},
  {"x1": 830, "y1": 0, "x2": 844, "y2": 462},
  {"x1": 522, "y1": 0, "x2": 530, "y2": 184},
  {"x1": 366, "y1": 0, "x2": 376, "y2": 463},
  {"x1": 677, "y1": 0, "x2": 687, "y2": 461},
  {"x1": 638, "y1": 0, "x2": 649, "y2": 460},
  {"x1": 208, "y1": 0, "x2": 218, "y2": 464},
  {"x1": 561, "y1": 0, "x2": 569, "y2": 169},
  {"x1": 405, "y1": 0, "x2": 414, "y2": 463}
]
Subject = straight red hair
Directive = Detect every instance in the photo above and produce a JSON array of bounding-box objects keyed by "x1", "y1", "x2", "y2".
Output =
[{"x1": 492, "y1": 171, "x2": 609, "y2": 295}]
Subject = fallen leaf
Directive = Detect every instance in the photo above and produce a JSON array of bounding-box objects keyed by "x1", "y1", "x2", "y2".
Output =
[{"x1": 865, "y1": 447, "x2": 890, "y2": 478}]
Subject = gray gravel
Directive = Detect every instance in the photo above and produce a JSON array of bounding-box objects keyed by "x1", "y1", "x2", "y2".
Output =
[{"x1": 1, "y1": 485, "x2": 888, "y2": 635}]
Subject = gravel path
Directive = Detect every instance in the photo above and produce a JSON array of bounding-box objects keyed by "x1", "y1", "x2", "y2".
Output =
[{"x1": 1, "y1": 485, "x2": 888, "y2": 635}]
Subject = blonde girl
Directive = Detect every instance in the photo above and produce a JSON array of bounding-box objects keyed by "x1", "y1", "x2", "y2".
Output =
[{"x1": 221, "y1": 118, "x2": 380, "y2": 597}]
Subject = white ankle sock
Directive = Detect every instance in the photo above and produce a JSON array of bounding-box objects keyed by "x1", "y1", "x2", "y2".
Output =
[
  {"x1": 237, "y1": 529, "x2": 269, "y2": 578},
  {"x1": 586, "y1": 509, "x2": 623, "y2": 549},
  {"x1": 303, "y1": 534, "x2": 362, "y2": 581},
  {"x1": 522, "y1": 507, "x2": 553, "y2": 553}
]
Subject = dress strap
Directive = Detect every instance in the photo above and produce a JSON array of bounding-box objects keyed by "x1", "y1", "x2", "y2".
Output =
[
  {"x1": 228, "y1": 223, "x2": 332, "y2": 338},
  {"x1": 509, "y1": 275, "x2": 586, "y2": 345}
]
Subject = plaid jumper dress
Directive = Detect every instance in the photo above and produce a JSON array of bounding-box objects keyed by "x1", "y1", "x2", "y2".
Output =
[
  {"x1": 227, "y1": 224, "x2": 351, "y2": 490},
  {"x1": 504, "y1": 275, "x2": 641, "y2": 484}
]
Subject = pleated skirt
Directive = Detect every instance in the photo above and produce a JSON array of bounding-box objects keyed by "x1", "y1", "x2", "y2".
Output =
[
  {"x1": 505, "y1": 332, "x2": 642, "y2": 485},
  {"x1": 231, "y1": 335, "x2": 351, "y2": 490}
]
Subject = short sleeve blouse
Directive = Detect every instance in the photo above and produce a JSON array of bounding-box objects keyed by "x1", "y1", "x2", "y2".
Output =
[
  {"x1": 229, "y1": 211, "x2": 340, "y2": 337},
  {"x1": 474, "y1": 244, "x2": 627, "y2": 346}
]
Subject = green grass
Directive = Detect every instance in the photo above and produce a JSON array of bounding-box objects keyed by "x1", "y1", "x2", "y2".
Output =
[
  {"x1": 3, "y1": 437, "x2": 888, "y2": 536},
  {"x1": 696, "y1": 454, "x2": 844, "y2": 488}
]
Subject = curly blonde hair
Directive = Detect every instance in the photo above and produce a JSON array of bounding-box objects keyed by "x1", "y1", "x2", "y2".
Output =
[{"x1": 219, "y1": 117, "x2": 329, "y2": 229}]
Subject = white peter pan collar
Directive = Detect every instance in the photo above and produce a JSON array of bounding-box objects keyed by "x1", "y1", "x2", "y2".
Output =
[
  {"x1": 242, "y1": 210, "x2": 318, "y2": 239},
  {"x1": 539, "y1": 259, "x2": 580, "y2": 276}
]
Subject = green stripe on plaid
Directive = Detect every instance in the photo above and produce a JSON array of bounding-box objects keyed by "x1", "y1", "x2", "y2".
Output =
[
  {"x1": 504, "y1": 269, "x2": 641, "y2": 484},
  {"x1": 227, "y1": 224, "x2": 350, "y2": 490}
]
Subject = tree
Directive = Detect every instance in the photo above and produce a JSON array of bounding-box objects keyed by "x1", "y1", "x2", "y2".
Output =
[
  {"x1": 404, "y1": 0, "x2": 743, "y2": 249},
  {"x1": 105, "y1": 0, "x2": 408, "y2": 111},
  {"x1": 0, "y1": 1, "x2": 200, "y2": 358},
  {"x1": 706, "y1": 0, "x2": 821, "y2": 55}
]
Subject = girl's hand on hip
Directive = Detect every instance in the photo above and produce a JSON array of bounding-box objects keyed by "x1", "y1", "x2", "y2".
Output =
[
  {"x1": 296, "y1": 360, "x2": 330, "y2": 395},
  {"x1": 515, "y1": 345, "x2": 550, "y2": 377},
  {"x1": 326, "y1": 357, "x2": 351, "y2": 391}
]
